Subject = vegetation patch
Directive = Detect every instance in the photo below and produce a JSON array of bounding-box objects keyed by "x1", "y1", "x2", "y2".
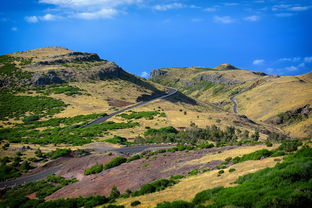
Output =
[
  {"x1": 0, "y1": 121, "x2": 139, "y2": 145},
  {"x1": 105, "y1": 136, "x2": 129, "y2": 145},
  {"x1": 84, "y1": 156, "x2": 127, "y2": 175},
  {"x1": 119, "y1": 111, "x2": 164, "y2": 120},
  {"x1": 36, "y1": 84, "x2": 87, "y2": 97},
  {"x1": 0, "y1": 93, "x2": 67, "y2": 120}
]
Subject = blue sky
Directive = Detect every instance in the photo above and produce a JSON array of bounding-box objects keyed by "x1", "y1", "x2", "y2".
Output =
[{"x1": 1, "y1": 0, "x2": 311, "y2": 77}]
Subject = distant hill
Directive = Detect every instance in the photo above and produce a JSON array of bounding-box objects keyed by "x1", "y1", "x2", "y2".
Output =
[{"x1": 150, "y1": 65, "x2": 312, "y2": 138}]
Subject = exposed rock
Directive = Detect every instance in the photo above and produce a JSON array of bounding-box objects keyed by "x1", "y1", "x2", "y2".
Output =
[
  {"x1": 33, "y1": 71, "x2": 65, "y2": 85},
  {"x1": 252, "y1": 71, "x2": 267, "y2": 76},
  {"x1": 194, "y1": 73, "x2": 242, "y2": 85},
  {"x1": 150, "y1": 69, "x2": 168, "y2": 79},
  {"x1": 37, "y1": 52, "x2": 101, "y2": 65},
  {"x1": 180, "y1": 80, "x2": 194, "y2": 87}
]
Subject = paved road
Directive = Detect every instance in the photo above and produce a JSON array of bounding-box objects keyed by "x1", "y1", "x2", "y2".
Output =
[
  {"x1": 230, "y1": 96, "x2": 238, "y2": 113},
  {"x1": 0, "y1": 164, "x2": 63, "y2": 188},
  {"x1": 80, "y1": 87, "x2": 177, "y2": 128}
]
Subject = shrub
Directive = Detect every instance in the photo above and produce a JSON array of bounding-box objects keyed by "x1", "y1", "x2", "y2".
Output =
[
  {"x1": 23, "y1": 115, "x2": 40, "y2": 122},
  {"x1": 229, "y1": 168, "x2": 236, "y2": 173},
  {"x1": 84, "y1": 164, "x2": 103, "y2": 175},
  {"x1": 49, "y1": 148, "x2": 71, "y2": 160},
  {"x1": 131, "y1": 200, "x2": 141, "y2": 206},
  {"x1": 127, "y1": 155, "x2": 141, "y2": 162},
  {"x1": 104, "y1": 156, "x2": 127, "y2": 170},
  {"x1": 278, "y1": 139, "x2": 302, "y2": 152},
  {"x1": 192, "y1": 186, "x2": 224, "y2": 205},
  {"x1": 105, "y1": 136, "x2": 128, "y2": 145},
  {"x1": 156, "y1": 200, "x2": 194, "y2": 208}
]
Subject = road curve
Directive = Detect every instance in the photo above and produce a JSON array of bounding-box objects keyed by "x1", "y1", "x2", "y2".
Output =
[
  {"x1": 230, "y1": 96, "x2": 238, "y2": 114},
  {"x1": 80, "y1": 87, "x2": 177, "y2": 128}
]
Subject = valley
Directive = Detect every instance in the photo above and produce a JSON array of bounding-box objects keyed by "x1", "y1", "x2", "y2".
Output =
[{"x1": 0, "y1": 47, "x2": 311, "y2": 208}]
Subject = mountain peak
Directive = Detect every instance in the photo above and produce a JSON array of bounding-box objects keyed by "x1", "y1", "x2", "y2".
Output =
[{"x1": 214, "y1": 63, "x2": 238, "y2": 70}]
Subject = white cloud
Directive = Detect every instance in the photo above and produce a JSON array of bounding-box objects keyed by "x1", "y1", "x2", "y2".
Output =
[
  {"x1": 11, "y1": 27, "x2": 18, "y2": 31},
  {"x1": 213, "y1": 16, "x2": 234, "y2": 24},
  {"x1": 244, "y1": 15, "x2": 260, "y2": 22},
  {"x1": 75, "y1": 9, "x2": 118, "y2": 19},
  {"x1": 205, "y1": 7, "x2": 217, "y2": 12},
  {"x1": 285, "y1": 66, "x2": 298, "y2": 71},
  {"x1": 253, "y1": 59, "x2": 264, "y2": 65},
  {"x1": 40, "y1": 13, "x2": 58, "y2": 21},
  {"x1": 278, "y1": 57, "x2": 301, "y2": 62},
  {"x1": 224, "y1": 3, "x2": 239, "y2": 6},
  {"x1": 153, "y1": 3, "x2": 185, "y2": 11},
  {"x1": 298, "y1": 63, "x2": 305, "y2": 68},
  {"x1": 272, "y1": 4, "x2": 290, "y2": 11},
  {"x1": 140, "y1": 71, "x2": 149, "y2": 79},
  {"x1": 304, "y1": 57, "x2": 312, "y2": 63},
  {"x1": 25, "y1": 16, "x2": 39, "y2": 23},
  {"x1": 289, "y1": 6, "x2": 309, "y2": 11},
  {"x1": 275, "y1": 13, "x2": 294, "y2": 17}
]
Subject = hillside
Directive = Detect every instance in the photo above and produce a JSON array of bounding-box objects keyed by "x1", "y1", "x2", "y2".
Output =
[
  {"x1": 150, "y1": 65, "x2": 312, "y2": 138},
  {"x1": 0, "y1": 48, "x2": 311, "y2": 208}
]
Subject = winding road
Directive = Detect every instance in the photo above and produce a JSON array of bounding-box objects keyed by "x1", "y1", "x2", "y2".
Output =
[
  {"x1": 0, "y1": 87, "x2": 177, "y2": 188},
  {"x1": 230, "y1": 96, "x2": 238, "y2": 114}
]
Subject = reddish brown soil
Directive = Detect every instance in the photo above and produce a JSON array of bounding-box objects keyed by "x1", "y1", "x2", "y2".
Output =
[
  {"x1": 47, "y1": 146, "x2": 237, "y2": 200},
  {"x1": 108, "y1": 98, "x2": 133, "y2": 107}
]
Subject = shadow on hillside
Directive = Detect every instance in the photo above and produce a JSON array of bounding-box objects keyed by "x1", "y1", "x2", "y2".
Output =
[{"x1": 163, "y1": 91, "x2": 197, "y2": 105}]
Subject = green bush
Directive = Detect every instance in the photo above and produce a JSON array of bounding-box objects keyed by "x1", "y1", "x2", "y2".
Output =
[
  {"x1": 119, "y1": 111, "x2": 161, "y2": 120},
  {"x1": 104, "y1": 156, "x2": 127, "y2": 170},
  {"x1": 156, "y1": 200, "x2": 194, "y2": 208},
  {"x1": 232, "y1": 149, "x2": 273, "y2": 164},
  {"x1": 192, "y1": 186, "x2": 224, "y2": 205},
  {"x1": 105, "y1": 136, "x2": 128, "y2": 145},
  {"x1": 130, "y1": 200, "x2": 141, "y2": 206},
  {"x1": 127, "y1": 154, "x2": 141, "y2": 162},
  {"x1": 84, "y1": 164, "x2": 103, "y2": 175},
  {"x1": 22, "y1": 115, "x2": 40, "y2": 122},
  {"x1": 48, "y1": 148, "x2": 72, "y2": 160},
  {"x1": 132, "y1": 179, "x2": 178, "y2": 197},
  {"x1": 278, "y1": 139, "x2": 302, "y2": 152}
]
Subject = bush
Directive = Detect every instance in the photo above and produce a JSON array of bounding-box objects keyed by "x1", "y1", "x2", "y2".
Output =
[
  {"x1": 105, "y1": 136, "x2": 128, "y2": 145},
  {"x1": 131, "y1": 200, "x2": 141, "y2": 206},
  {"x1": 23, "y1": 115, "x2": 40, "y2": 122},
  {"x1": 132, "y1": 179, "x2": 178, "y2": 197},
  {"x1": 192, "y1": 186, "x2": 224, "y2": 205},
  {"x1": 104, "y1": 156, "x2": 127, "y2": 170},
  {"x1": 278, "y1": 139, "x2": 302, "y2": 152},
  {"x1": 49, "y1": 148, "x2": 71, "y2": 160},
  {"x1": 84, "y1": 164, "x2": 103, "y2": 175},
  {"x1": 233, "y1": 149, "x2": 273, "y2": 164},
  {"x1": 229, "y1": 168, "x2": 236, "y2": 173},
  {"x1": 127, "y1": 154, "x2": 141, "y2": 162},
  {"x1": 156, "y1": 200, "x2": 194, "y2": 208}
]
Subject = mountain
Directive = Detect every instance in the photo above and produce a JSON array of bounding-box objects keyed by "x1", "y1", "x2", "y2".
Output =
[{"x1": 150, "y1": 65, "x2": 312, "y2": 138}]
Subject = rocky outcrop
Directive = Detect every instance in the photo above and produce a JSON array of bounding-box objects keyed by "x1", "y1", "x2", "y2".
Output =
[
  {"x1": 150, "y1": 69, "x2": 168, "y2": 79},
  {"x1": 270, "y1": 105, "x2": 312, "y2": 125},
  {"x1": 37, "y1": 52, "x2": 101, "y2": 65},
  {"x1": 33, "y1": 71, "x2": 65, "y2": 85},
  {"x1": 194, "y1": 73, "x2": 242, "y2": 85}
]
